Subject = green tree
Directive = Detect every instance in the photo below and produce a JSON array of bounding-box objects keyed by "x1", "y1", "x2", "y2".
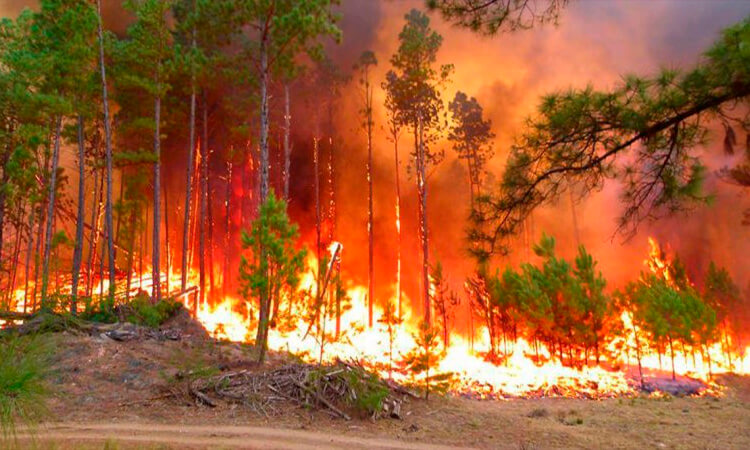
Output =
[
  {"x1": 703, "y1": 262, "x2": 742, "y2": 366},
  {"x1": 118, "y1": 0, "x2": 175, "y2": 302},
  {"x1": 471, "y1": 18, "x2": 750, "y2": 255},
  {"x1": 239, "y1": 191, "x2": 306, "y2": 363},
  {"x1": 400, "y1": 320, "x2": 452, "y2": 399}
]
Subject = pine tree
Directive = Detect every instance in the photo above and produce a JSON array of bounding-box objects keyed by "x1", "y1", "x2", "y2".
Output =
[
  {"x1": 387, "y1": 9, "x2": 452, "y2": 325},
  {"x1": 239, "y1": 191, "x2": 306, "y2": 363}
]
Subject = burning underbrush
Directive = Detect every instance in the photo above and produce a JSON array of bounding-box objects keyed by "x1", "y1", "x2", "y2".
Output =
[{"x1": 2, "y1": 236, "x2": 749, "y2": 401}]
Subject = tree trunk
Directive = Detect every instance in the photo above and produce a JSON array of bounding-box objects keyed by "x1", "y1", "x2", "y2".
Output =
[
  {"x1": 23, "y1": 205, "x2": 36, "y2": 312},
  {"x1": 199, "y1": 93, "x2": 208, "y2": 305},
  {"x1": 86, "y1": 166, "x2": 103, "y2": 297},
  {"x1": 223, "y1": 159, "x2": 232, "y2": 298},
  {"x1": 40, "y1": 116, "x2": 63, "y2": 309},
  {"x1": 366, "y1": 76, "x2": 374, "y2": 329},
  {"x1": 417, "y1": 116, "x2": 430, "y2": 326},
  {"x1": 393, "y1": 135, "x2": 402, "y2": 319},
  {"x1": 71, "y1": 115, "x2": 86, "y2": 315},
  {"x1": 152, "y1": 92, "x2": 162, "y2": 303},
  {"x1": 97, "y1": 0, "x2": 116, "y2": 299},
  {"x1": 255, "y1": 29, "x2": 270, "y2": 363},
  {"x1": 283, "y1": 83, "x2": 291, "y2": 201},
  {"x1": 0, "y1": 128, "x2": 13, "y2": 270},
  {"x1": 182, "y1": 27, "x2": 197, "y2": 295},
  {"x1": 164, "y1": 178, "x2": 170, "y2": 297}
]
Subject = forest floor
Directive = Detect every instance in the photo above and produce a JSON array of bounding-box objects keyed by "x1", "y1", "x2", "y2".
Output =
[{"x1": 7, "y1": 312, "x2": 750, "y2": 450}]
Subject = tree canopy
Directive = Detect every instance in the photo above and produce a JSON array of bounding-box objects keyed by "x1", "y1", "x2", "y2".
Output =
[{"x1": 470, "y1": 17, "x2": 750, "y2": 257}]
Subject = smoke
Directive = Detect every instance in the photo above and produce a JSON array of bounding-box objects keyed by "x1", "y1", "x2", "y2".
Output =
[{"x1": 314, "y1": 0, "x2": 750, "y2": 315}]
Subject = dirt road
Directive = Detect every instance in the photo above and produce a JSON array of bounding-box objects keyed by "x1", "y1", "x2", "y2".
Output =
[{"x1": 15, "y1": 422, "x2": 473, "y2": 449}]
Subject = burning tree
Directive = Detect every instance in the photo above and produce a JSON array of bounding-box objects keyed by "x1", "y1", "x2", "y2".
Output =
[
  {"x1": 447, "y1": 91, "x2": 495, "y2": 207},
  {"x1": 239, "y1": 192, "x2": 306, "y2": 363},
  {"x1": 430, "y1": 262, "x2": 459, "y2": 349},
  {"x1": 385, "y1": 9, "x2": 452, "y2": 326},
  {"x1": 354, "y1": 50, "x2": 378, "y2": 328}
]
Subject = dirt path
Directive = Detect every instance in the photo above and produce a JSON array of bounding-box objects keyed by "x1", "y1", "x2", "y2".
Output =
[{"x1": 16, "y1": 422, "x2": 473, "y2": 449}]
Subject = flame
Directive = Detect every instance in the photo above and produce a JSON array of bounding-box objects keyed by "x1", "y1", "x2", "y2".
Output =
[{"x1": 3, "y1": 237, "x2": 748, "y2": 398}]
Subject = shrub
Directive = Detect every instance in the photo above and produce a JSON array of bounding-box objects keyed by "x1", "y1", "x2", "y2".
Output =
[{"x1": 0, "y1": 335, "x2": 51, "y2": 438}]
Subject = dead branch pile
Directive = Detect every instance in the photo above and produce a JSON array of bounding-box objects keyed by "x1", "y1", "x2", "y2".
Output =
[{"x1": 187, "y1": 360, "x2": 411, "y2": 420}]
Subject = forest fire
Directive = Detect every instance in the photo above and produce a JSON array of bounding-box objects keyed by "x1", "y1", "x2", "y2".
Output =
[
  {"x1": 1, "y1": 6, "x2": 750, "y2": 448},
  {"x1": 187, "y1": 237, "x2": 749, "y2": 398}
]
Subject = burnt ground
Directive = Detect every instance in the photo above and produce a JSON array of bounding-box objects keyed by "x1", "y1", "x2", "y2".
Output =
[{"x1": 8, "y1": 312, "x2": 750, "y2": 449}]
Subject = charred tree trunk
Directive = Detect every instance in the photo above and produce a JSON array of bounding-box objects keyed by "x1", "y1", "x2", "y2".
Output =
[
  {"x1": 199, "y1": 93, "x2": 208, "y2": 305},
  {"x1": 97, "y1": 0, "x2": 116, "y2": 299},
  {"x1": 40, "y1": 116, "x2": 63, "y2": 308},
  {"x1": 182, "y1": 24, "x2": 197, "y2": 295},
  {"x1": 366, "y1": 82, "x2": 374, "y2": 329},
  {"x1": 417, "y1": 116, "x2": 430, "y2": 326},
  {"x1": 71, "y1": 115, "x2": 86, "y2": 315},
  {"x1": 393, "y1": 134, "x2": 402, "y2": 319}
]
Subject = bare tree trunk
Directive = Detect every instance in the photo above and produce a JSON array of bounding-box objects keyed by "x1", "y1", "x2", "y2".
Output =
[
  {"x1": 23, "y1": 205, "x2": 36, "y2": 312},
  {"x1": 199, "y1": 94, "x2": 208, "y2": 306},
  {"x1": 393, "y1": 132, "x2": 402, "y2": 319},
  {"x1": 86, "y1": 167, "x2": 103, "y2": 297},
  {"x1": 164, "y1": 178, "x2": 170, "y2": 298},
  {"x1": 223, "y1": 159, "x2": 232, "y2": 298},
  {"x1": 283, "y1": 83, "x2": 291, "y2": 201},
  {"x1": 125, "y1": 207, "x2": 136, "y2": 301},
  {"x1": 182, "y1": 25, "x2": 197, "y2": 295},
  {"x1": 97, "y1": 0, "x2": 116, "y2": 299},
  {"x1": 255, "y1": 30, "x2": 270, "y2": 363},
  {"x1": 152, "y1": 92, "x2": 162, "y2": 303},
  {"x1": 417, "y1": 116, "x2": 430, "y2": 326},
  {"x1": 71, "y1": 115, "x2": 86, "y2": 315},
  {"x1": 40, "y1": 116, "x2": 63, "y2": 308},
  {"x1": 366, "y1": 78, "x2": 374, "y2": 329}
]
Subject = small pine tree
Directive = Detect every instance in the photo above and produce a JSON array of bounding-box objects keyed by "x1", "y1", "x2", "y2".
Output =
[
  {"x1": 401, "y1": 320, "x2": 453, "y2": 399},
  {"x1": 239, "y1": 191, "x2": 306, "y2": 363}
]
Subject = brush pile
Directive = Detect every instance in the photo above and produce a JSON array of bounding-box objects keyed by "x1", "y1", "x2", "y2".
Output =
[{"x1": 187, "y1": 360, "x2": 414, "y2": 420}]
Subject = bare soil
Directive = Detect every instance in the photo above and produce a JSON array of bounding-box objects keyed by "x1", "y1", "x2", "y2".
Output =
[{"x1": 8, "y1": 317, "x2": 750, "y2": 449}]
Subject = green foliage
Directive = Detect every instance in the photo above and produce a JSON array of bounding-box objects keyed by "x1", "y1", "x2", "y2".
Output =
[
  {"x1": 400, "y1": 320, "x2": 453, "y2": 399},
  {"x1": 239, "y1": 191, "x2": 306, "y2": 361},
  {"x1": 120, "y1": 295, "x2": 182, "y2": 328},
  {"x1": 467, "y1": 234, "x2": 620, "y2": 367},
  {"x1": 339, "y1": 366, "x2": 389, "y2": 415},
  {"x1": 471, "y1": 16, "x2": 750, "y2": 255},
  {"x1": 621, "y1": 271, "x2": 719, "y2": 378},
  {"x1": 79, "y1": 295, "x2": 117, "y2": 324},
  {"x1": 0, "y1": 334, "x2": 51, "y2": 439}
]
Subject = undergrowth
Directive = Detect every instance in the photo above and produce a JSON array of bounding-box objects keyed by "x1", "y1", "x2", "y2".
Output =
[{"x1": 0, "y1": 334, "x2": 51, "y2": 439}]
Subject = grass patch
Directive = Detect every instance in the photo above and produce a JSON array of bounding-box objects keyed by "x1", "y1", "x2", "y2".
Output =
[{"x1": 0, "y1": 334, "x2": 52, "y2": 439}]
